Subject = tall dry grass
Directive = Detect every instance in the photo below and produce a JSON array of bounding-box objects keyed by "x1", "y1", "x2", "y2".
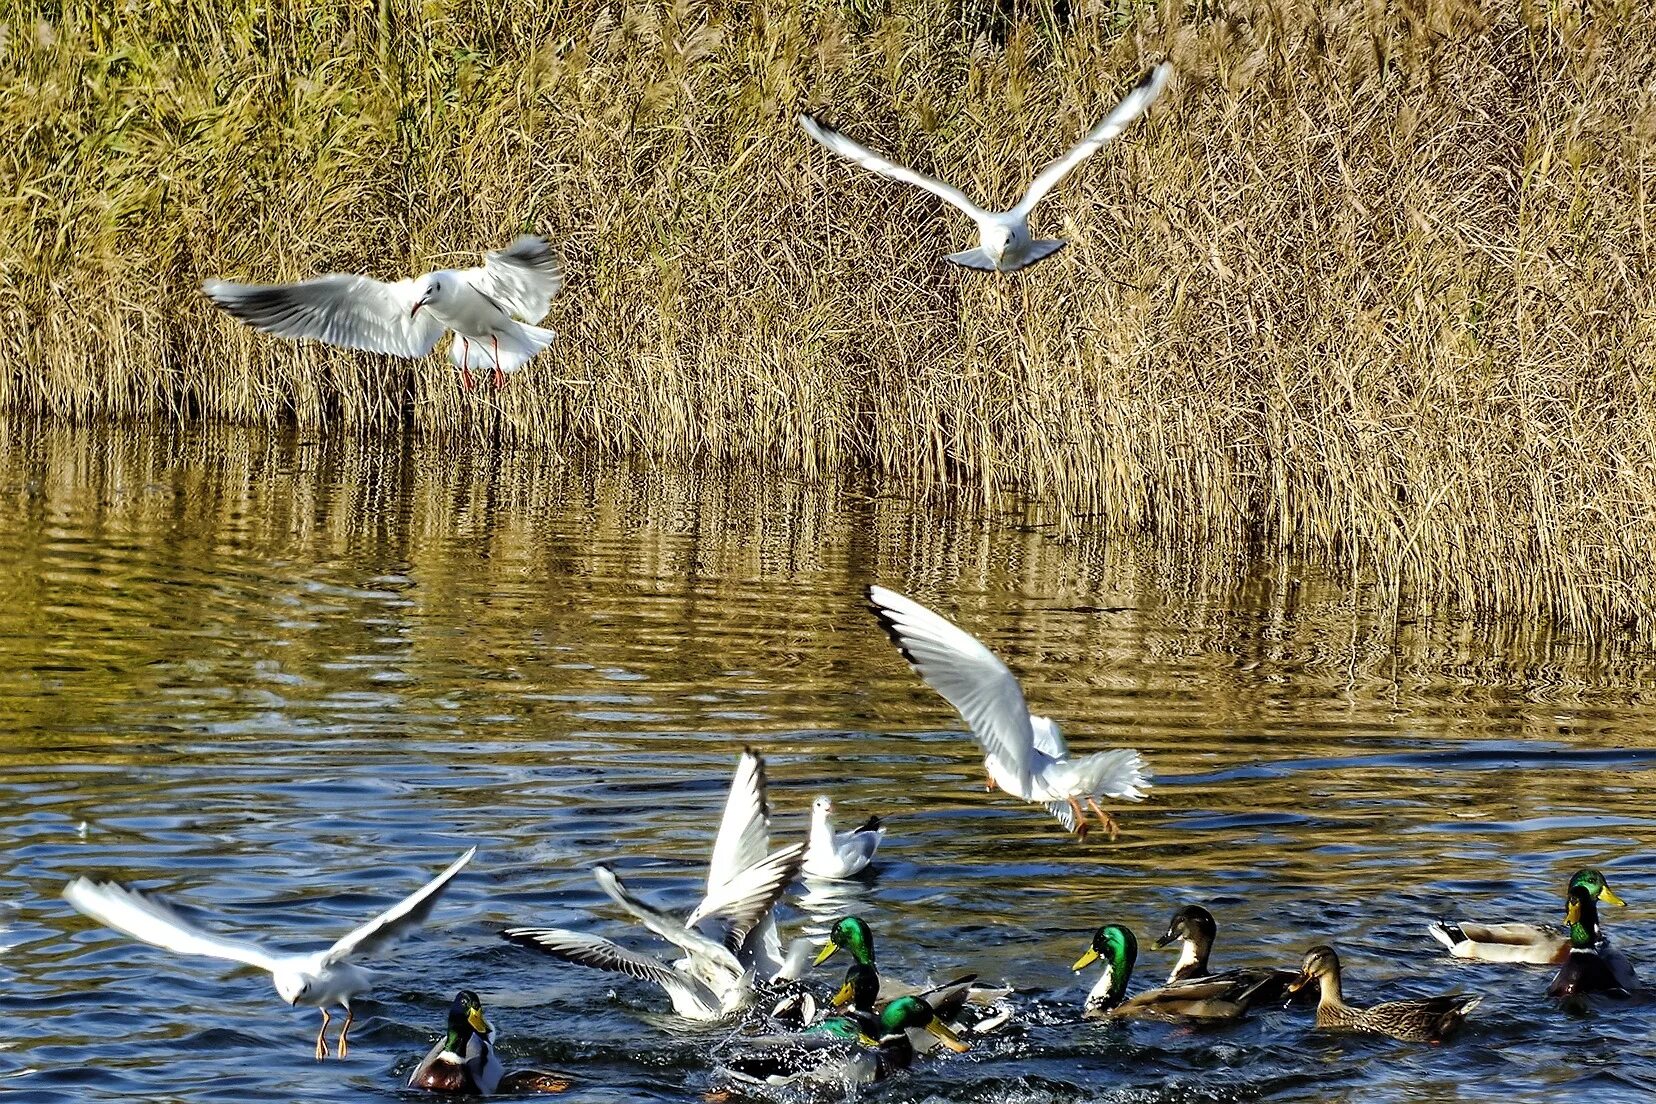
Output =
[{"x1": 3, "y1": 1, "x2": 1656, "y2": 635}]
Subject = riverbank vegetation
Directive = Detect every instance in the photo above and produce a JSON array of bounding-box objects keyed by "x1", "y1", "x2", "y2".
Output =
[{"x1": 4, "y1": 1, "x2": 1656, "y2": 635}]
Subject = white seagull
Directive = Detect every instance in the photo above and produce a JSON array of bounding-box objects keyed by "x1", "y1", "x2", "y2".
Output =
[
  {"x1": 61, "y1": 847, "x2": 476, "y2": 1059},
  {"x1": 799, "y1": 63, "x2": 1169, "y2": 274},
  {"x1": 503, "y1": 748, "x2": 806, "y2": 1020},
  {"x1": 203, "y1": 235, "x2": 564, "y2": 391},
  {"x1": 866, "y1": 585, "x2": 1151, "y2": 840},
  {"x1": 802, "y1": 796, "x2": 885, "y2": 880}
]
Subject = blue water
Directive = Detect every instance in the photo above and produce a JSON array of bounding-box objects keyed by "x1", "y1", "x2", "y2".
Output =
[{"x1": 4, "y1": 423, "x2": 1656, "y2": 1102}]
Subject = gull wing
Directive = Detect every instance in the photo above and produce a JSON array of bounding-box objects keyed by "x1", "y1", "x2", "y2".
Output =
[
  {"x1": 867, "y1": 585, "x2": 1034, "y2": 796},
  {"x1": 689, "y1": 843, "x2": 804, "y2": 946},
  {"x1": 463, "y1": 235, "x2": 565, "y2": 322},
  {"x1": 799, "y1": 116, "x2": 988, "y2": 221},
  {"x1": 322, "y1": 847, "x2": 475, "y2": 966},
  {"x1": 501, "y1": 927, "x2": 721, "y2": 1014},
  {"x1": 696, "y1": 747, "x2": 772, "y2": 921},
  {"x1": 1013, "y1": 62, "x2": 1170, "y2": 218},
  {"x1": 61, "y1": 878, "x2": 282, "y2": 973},
  {"x1": 203, "y1": 273, "x2": 445, "y2": 357},
  {"x1": 592, "y1": 865, "x2": 744, "y2": 983}
]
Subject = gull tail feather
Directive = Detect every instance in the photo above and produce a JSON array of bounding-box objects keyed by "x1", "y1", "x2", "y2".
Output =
[
  {"x1": 451, "y1": 322, "x2": 556, "y2": 373},
  {"x1": 998, "y1": 240, "x2": 1067, "y2": 273},
  {"x1": 945, "y1": 248, "x2": 1000, "y2": 271},
  {"x1": 1067, "y1": 748, "x2": 1152, "y2": 801}
]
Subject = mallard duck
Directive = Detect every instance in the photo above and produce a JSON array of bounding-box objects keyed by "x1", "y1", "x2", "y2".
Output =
[
  {"x1": 1154, "y1": 905, "x2": 1302, "y2": 1002},
  {"x1": 1428, "y1": 868, "x2": 1624, "y2": 965},
  {"x1": 1548, "y1": 884, "x2": 1639, "y2": 998},
  {"x1": 830, "y1": 962, "x2": 1006, "y2": 1048},
  {"x1": 1073, "y1": 924, "x2": 1278, "y2": 1022},
  {"x1": 408, "y1": 990, "x2": 573, "y2": 1095},
  {"x1": 502, "y1": 749, "x2": 805, "y2": 1021},
  {"x1": 865, "y1": 586, "x2": 1150, "y2": 841},
  {"x1": 717, "y1": 996, "x2": 968, "y2": 1088},
  {"x1": 802, "y1": 797, "x2": 885, "y2": 880},
  {"x1": 1288, "y1": 945, "x2": 1480, "y2": 1043}
]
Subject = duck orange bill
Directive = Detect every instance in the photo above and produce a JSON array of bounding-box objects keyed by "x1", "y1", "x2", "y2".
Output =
[
  {"x1": 1071, "y1": 948, "x2": 1101, "y2": 972},
  {"x1": 926, "y1": 1020, "x2": 970, "y2": 1054},
  {"x1": 1601, "y1": 886, "x2": 1627, "y2": 907},
  {"x1": 1285, "y1": 974, "x2": 1311, "y2": 994},
  {"x1": 831, "y1": 980, "x2": 856, "y2": 1009},
  {"x1": 812, "y1": 943, "x2": 839, "y2": 968}
]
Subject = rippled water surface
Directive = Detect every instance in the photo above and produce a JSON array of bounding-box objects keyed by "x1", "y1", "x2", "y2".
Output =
[{"x1": 5, "y1": 423, "x2": 1656, "y2": 1103}]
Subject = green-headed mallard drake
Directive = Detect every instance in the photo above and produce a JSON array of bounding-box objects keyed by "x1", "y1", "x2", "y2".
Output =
[
  {"x1": 1428, "y1": 868, "x2": 1624, "y2": 965},
  {"x1": 1154, "y1": 905, "x2": 1303, "y2": 1003},
  {"x1": 1548, "y1": 884, "x2": 1639, "y2": 998},
  {"x1": 409, "y1": 991, "x2": 573, "y2": 1095},
  {"x1": 1288, "y1": 946, "x2": 1480, "y2": 1043},
  {"x1": 830, "y1": 962, "x2": 1007, "y2": 1046},
  {"x1": 717, "y1": 995, "x2": 968, "y2": 1088},
  {"x1": 1073, "y1": 924, "x2": 1278, "y2": 1022}
]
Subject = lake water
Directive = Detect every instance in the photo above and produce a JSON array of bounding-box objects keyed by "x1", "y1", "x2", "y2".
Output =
[{"x1": 3, "y1": 422, "x2": 1656, "y2": 1103}]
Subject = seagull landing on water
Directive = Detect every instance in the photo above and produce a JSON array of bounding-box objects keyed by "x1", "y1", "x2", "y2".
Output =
[
  {"x1": 203, "y1": 236, "x2": 564, "y2": 392},
  {"x1": 866, "y1": 585, "x2": 1151, "y2": 840},
  {"x1": 61, "y1": 847, "x2": 475, "y2": 1060},
  {"x1": 799, "y1": 63, "x2": 1170, "y2": 274}
]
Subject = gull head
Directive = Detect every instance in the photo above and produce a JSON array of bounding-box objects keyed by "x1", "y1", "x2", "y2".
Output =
[
  {"x1": 411, "y1": 275, "x2": 448, "y2": 318},
  {"x1": 812, "y1": 795, "x2": 833, "y2": 817},
  {"x1": 979, "y1": 222, "x2": 1014, "y2": 262},
  {"x1": 274, "y1": 971, "x2": 310, "y2": 1005}
]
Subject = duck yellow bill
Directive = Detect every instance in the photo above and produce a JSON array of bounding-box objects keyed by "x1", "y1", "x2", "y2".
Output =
[
  {"x1": 812, "y1": 942, "x2": 839, "y2": 968},
  {"x1": 1600, "y1": 886, "x2": 1627, "y2": 907},
  {"x1": 831, "y1": 981, "x2": 855, "y2": 1009},
  {"x1": 1071, "y1": 948, "x2": 1100, "y2": 972},
  {"x1": 926, "y1": 1020, "x2": 970, "y2": 1053},
  {"x1": 468, "y1": 1007, "x2": 491, "y2": 1034}
]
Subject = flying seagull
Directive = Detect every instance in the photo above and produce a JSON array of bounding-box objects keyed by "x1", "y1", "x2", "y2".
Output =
[
  {"x1": 203, "y1": 236, "x2": 564, "y2": 391},
  {"x1": 866, "y1": 585, "x2": 1150, "y2": 839},
  {"x1": 799, "y1": 63, "x2": 1170, "y2": 273},
  {"x1": 62, "y1": 847, "x2": 476, "y2": 1060}
]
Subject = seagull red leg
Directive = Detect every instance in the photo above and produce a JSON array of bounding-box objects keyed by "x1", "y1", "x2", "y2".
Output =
[
  {"x1": 460, "y1": 338, "x2": 474, "y2": 392},
  {"x1": 491, "y1": 335, "x2": 505, "y2": 390}
]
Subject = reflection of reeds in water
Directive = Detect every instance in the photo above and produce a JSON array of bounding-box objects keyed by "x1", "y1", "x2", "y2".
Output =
[{"x1": 7, "y1": 5, "x2": 1656, "y2": 633}]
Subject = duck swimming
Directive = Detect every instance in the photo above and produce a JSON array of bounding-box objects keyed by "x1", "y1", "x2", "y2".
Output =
[
  {"x1": 1073, "y1": 924, "x2": 1278, "y2": 1023},
  {"x1": 1288, "y1": 945, "x2": 1480, "y2": 1043},
  {"x1": 409, "y1": 990, "x2": 573, "y2": 1095},
  {"x1": 1548, "y1": 883, "x2": 1639, "y2": 998},
  {"x1": 1430, "y1": 868, "x2": 1625, "y2": 965}
]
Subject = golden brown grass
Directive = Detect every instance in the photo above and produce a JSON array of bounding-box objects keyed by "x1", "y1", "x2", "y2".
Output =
[{"x1": 4, "y1": 1, "x2": 1656, "y2": 635}]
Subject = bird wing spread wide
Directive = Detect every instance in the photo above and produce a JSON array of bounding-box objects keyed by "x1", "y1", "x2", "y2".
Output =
[
  {"x1": 867, "y1": 585, "x2": 1034, "y2": 796},
  {"x1": 799, "y1": 116, "x2": 987, "y2": 221},
  {"x1": 203, "y1": 273, "x2": 444, "y2": 357},
  {"x1": 1014, "y1": 63, "x2": 1170, "y2": 217},
  {"x1": 62, "y1": 877, "x2": 282, "y2": 973},
  {"x1": 463, "y1": 235, "x2": 564, "y2": 322},
  {"x1": 323, "y1": 847, "x2": 475, "y2": 965}
]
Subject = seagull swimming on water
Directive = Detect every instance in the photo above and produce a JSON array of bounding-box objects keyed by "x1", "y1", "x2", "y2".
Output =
[
  {"x1": 866, "y1": 585, "x2": 1150, "y2": 840},
  {"x1": 203, "y1": 235, "x2": 564, "y2": 391},
  {"x1": 799, "y1": 63, "x2": 1170, "y2": 273},
  {"x1": 802, "y1": 796, "x2": 885, "y2": 880},
  {"x1": 61, "y1": 847, "x2": 476, "y2": 1060}
]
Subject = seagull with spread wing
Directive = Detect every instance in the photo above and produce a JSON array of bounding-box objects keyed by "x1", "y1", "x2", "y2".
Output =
[
  {"x1": 61, "y1": 847, "x2": 476, "y2": 1060},
  {"x1": 203, "y1": 235, "x2": 564, "y2": 391},
  {"x1": 502, "y1": 748, "x2": 806, "y2": 1021},
  {"x1": 866, "y1": 585, "x2": 1150, "y2": 840},
  {"x1": 799, "y1": 64, "x2": 1169, "y2": 273}
]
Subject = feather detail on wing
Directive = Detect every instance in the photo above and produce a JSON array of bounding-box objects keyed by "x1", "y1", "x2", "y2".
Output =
[
  {"x1": 1014, "y1": 62, "x2": 1171, "y2": 217},
  {"x1": 700, "y1": 747, "x2": 772, "y2": 916},
  {"x1": 592, "y1": 865, "x2": 744, "y2": 982},
  {"x1": 324, "y1": 847, "x2": 475, "y2": 965},
  {"x1": 500, "y1": 927, "x2": 721, "y2": 1013},
  {"x1": 799, "y1": 116, "x2": 987, "y2": 221},
  {"x1": 689, "y1": 844, "x2": 803, "y2": 948},
  {"x1": 867, "y1": 585, "x2": 1034, "y2": 796},
  {"x1": 61, "y1": 878, "x2": 282, "y2": 973},
  {"x1": 202, "y1": 274, "x2": 445, "y2": 357},
  {"x1": 464, "y1": 235, "x2": 564, "y2": 322}
]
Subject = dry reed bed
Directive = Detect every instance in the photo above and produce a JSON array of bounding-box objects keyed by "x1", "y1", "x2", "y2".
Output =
[{"x1": 3, "y1": 1, "x2": 1656, "y2": 635}]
